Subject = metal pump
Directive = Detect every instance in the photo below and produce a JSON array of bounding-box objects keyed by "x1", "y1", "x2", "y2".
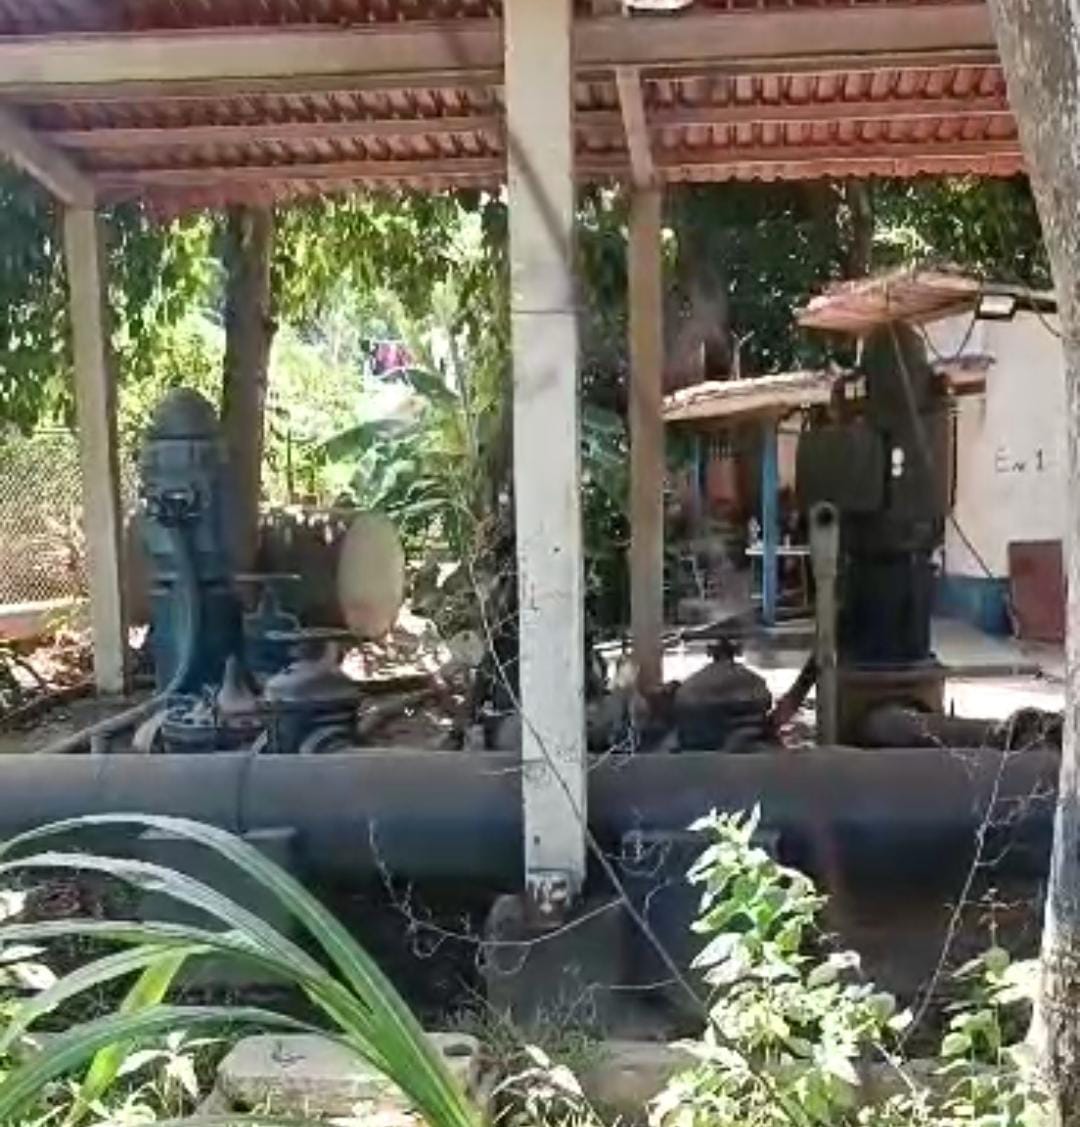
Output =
[
  {"x1": 139, "y1": 388, "x2": 240, "y2": 693},
  {"x1": 798, "y1": 324, "x2": 951, "y2": 742}
]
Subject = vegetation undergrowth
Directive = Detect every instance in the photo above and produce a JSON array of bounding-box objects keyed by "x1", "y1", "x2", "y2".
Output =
[
  {"x1": 0, "y1": 810, "x2": 1052, "y2": 1127},
  {"x1": 0, "y1": 813, "x2": 480, "y2": 1127},
  {"x1": 652, "y1": 809, "x2": 1047, "y2": 1127},
  {"x1": 489, "y1": 810, "x2": 1049, "y2": 1127}
]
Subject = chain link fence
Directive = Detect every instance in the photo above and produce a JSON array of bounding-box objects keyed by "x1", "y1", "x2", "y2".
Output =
[{"x1": 0, "y1": 430, "x2": 88, "y2": 606}]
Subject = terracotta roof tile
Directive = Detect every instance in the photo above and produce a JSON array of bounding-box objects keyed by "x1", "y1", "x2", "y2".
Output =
[{"x1": 0, "y1": 1, "x2": 1026, "y2": 208}]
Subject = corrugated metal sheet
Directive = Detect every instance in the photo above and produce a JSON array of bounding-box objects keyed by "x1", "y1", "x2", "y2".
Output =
[
  {"x1": 799, "y1": 270, "x2": 986, "y2": 332},
  {"x1": 663, "y1": 370, "x2": 840, "y2": 425}
]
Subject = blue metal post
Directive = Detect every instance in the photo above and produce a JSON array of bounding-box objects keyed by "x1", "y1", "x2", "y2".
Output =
[{"x1": 761, "y1": 419, "x2": 779, "y2": 627}]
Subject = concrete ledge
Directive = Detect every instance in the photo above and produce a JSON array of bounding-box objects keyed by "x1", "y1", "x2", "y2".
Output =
[
  {"x1": 213, "y1": 1034, "x2": 991, "y2": 1123},
  {"x1": 580, "y1": 1040, "x2": 691, "y2": 1113},
  {"x1": 217, "y1": 1032, "x2": 482, "y2": 1120},
  {"x1": 580, "y1": 1041, "x2": 972, "y2": 1117}
]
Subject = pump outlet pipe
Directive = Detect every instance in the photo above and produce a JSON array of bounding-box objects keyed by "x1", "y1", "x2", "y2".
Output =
[
  {"x1": 38, "y1": 522, "x2": 202, "y2": 756},
  {"x1": 809, "y1": 502, "x2": 840, "y2": 745},
  {"x1": 0, "y1": 747, "x2": 1057, "y2": 889}
]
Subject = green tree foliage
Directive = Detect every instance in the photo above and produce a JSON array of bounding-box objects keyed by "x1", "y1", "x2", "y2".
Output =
[
  {"x1": 871, "y1": 177, "x2": 1050, "y2": 288},
  {"x1": 273, "y1": 192, "x2": 478, "y2": 329},
  {"x1": 0, "y1": 171, "x2": 70, "y2": 427},
  {"x1": 0, "y1": 167, "x2": 217, "y2": 439},
  {"x1": 666, "y1": 183, "x2": 856, "y2": 377}
]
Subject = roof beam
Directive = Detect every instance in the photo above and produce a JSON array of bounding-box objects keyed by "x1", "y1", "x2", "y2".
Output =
[
  {"x1": 94, "y1": 157, "x2": 506, "y2": 195},
  {"x1": 40, "y1": 95, "x2": 1011, "y2": 155},
  {"x1": 655, "y1": 136, "x2": 1024, "y2": 178},
  {"x1": 615, "y1": 66, "x2": 656, "y2": 188},
  {"x1": 0, "y1": 4, "x2": 997, "y2": 97},
  {"x1": 91, "y1": 135, "x2": 1024, "y2": 198},
  {"x1": 49, "y1": 115, "x2": 505, "y2": 151},
  {"x1": 641, "y1": 94, "x2": 1011, "y2": 129},
  {"x1": 0, "y1": 105, "x2": 94, "y2": 205}
]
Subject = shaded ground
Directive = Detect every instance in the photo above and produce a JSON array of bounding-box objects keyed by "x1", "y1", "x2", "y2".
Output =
[{"x1": 663, "y1": 615, "x2": 1065, "y2": 726}]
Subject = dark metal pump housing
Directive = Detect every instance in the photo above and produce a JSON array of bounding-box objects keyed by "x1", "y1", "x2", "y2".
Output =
[
  {"x1": 798, "y1": 324, "x2": 951, "y2": 740},
  {"x1": 139, "y1": 388, "x2": 240, "y2": 693},
  {"x1": 138, "y1": 389, "x2": 361, "y2": 755}
]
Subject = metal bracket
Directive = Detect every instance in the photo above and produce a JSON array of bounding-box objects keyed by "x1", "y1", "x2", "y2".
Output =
[{"x1": 525, "y1": 869, "x2": 575, "y2": 927}]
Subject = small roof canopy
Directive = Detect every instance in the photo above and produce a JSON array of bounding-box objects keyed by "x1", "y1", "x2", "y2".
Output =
[
  {"x1": 797, "y1": 268, "x2": 1057, "y2": 335},
  {"x1": 663, "y1": 369, "x2": 839, "y2": 426},
  {"x1": 662, "y1": 353, "x2": 995, "y2": 427}
]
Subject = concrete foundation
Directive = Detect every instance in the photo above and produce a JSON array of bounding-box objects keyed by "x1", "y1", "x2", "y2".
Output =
[{"x1": 215, "y1": 1032, "x2": 482, "y2": 1120}]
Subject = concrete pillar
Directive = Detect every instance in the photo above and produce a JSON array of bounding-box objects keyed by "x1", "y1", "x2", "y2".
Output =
[
  {"x1": 629, "y1": 187, "x2": 665, "y2": 692},
  {"x1": 64, "y1": 207, "x2": 126, "y2": 693},
  {"x1": 760, "y1": 418, "x2": 780, "y2": 627},
  {"x1": 504, "y1": 0, "x2": 586, "y2": 902}
]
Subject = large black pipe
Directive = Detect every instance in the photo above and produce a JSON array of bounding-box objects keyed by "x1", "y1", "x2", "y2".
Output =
[
  {"x1": 859, "y1": 704, "x2": 1064, "y2": 753},
  {"x1": 0, "y1": 747, "x2": 1058, "y2": 888}
]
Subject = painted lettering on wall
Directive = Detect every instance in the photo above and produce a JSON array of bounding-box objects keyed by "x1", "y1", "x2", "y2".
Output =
[{"x1": 993, "y1": 446, "x2": 1049, "y2": 475}]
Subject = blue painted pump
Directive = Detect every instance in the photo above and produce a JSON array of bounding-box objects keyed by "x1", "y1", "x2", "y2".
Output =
[{"x1": 139, "y1": 389, "x2": 241, "y2": 693}]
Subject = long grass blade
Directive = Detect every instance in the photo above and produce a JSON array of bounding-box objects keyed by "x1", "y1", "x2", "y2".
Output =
[
  {"x1": 0, "y1": 852, "x2": 325, "y2": 980},
  {"x1": 0, "y1": 942, "x2": 209, "y2": 1055},
  {"x1": 118, "y1": 1117, "x2": 326, "y2": 1127},
  {"x1": 0, "y1": 918, "x2": 389, "y2": 1072},
  {"x1": 0, "y1": 1006, "x2": 311, "y2": 1123},
  {"x1": 69, "y1": 950, "x2": 190, "y2": 1126},
  {"x1": 1, "y1": 816, "x2": 480, "y2": 1127}
]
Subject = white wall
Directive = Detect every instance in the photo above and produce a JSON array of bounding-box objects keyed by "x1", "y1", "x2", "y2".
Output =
[{"x1": 927, "y1": 310, "x2": 1066, "y2": 579}]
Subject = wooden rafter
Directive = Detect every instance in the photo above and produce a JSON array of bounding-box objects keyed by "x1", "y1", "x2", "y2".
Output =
[
  {"x1": 89, "y1": 134, "x2": 1024, "y2": 199},
  {"x1": 38, "y1": 95, "x2": 1012, "y2": 159},
  {"x1": 0, "y1": 5, "x2": 996, "y2": 97},
  {"x1": 615, "y1": 66, "x2": 655, "y2": 188},
  {"x1": 50, "y1": 115, "x2": 506, "y2": 151},
  {"x1": 0, "y1": 106, "x2": 94, "y2": 205},
  {"x1": 94, "y1": 157, "x2": 505, "y2": 193}
]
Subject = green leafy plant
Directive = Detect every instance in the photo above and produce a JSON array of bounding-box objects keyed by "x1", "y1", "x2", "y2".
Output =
[
  {"x1": 0, "y1": 815, "x2": 480, "y2": 1127},
  {"x1": 928, "y1": 947, "x2": 1045, "y2": 1127},
  {"x1": 652, "y1": 810, "x2": 1050, "y2": 1127},
  {"x1": 493, "y1": 1044, "x2": 604, "y2": 1127},
  {"x1": 652, "y1": 809, "x2": 905, "y2": 1127}
]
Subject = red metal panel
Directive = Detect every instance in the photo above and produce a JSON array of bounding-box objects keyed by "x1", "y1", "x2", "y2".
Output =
[{"x1": 1008, "y1": 540, "x2": 1066, "y2": 644}]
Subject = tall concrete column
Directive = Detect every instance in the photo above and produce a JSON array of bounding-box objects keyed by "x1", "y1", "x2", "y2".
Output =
[
  {"x1": 629, "y1": 186, "x2": 665, "y2": 692},
  {"x1": 504, "y1": 0, "x2": 586, "y2": 905},
  {"x1": 64, "y1": 207, "x2": 127, "y2": 694}
]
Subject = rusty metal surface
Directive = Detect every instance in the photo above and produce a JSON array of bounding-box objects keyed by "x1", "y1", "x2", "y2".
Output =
[{"x1": 1008, "y1": 539, "x2": 1066, "y2": 644}]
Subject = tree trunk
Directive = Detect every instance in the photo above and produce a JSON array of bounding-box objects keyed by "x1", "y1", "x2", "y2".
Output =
[
  {"x1": 221, "y1": 205, "x2": 275, "y2": 574},
  {"x1": 844, "y1": 180, "x2": 874, "y2": 278},
  {"x1": 665, "y1": 262, "x2": 731, "y2": 386},
  {"x1": 985, "y1": 4, "x2": 1080, "y2": 1121}
]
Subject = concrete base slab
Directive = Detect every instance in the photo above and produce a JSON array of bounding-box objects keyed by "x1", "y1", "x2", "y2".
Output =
[
  {"x1": 484, "y1": 893, "x2": 632, "y2": 1033},
  {"x1": 216, "y1": 1032, "x2": 482, "y2": 1120},
  {"x1": 0, "y1": 598, "x2": 87, "y2": 642},
  {"x1": 578, "y1": 1041, "x2": 963, "y2": 1119},
  {"x1": 580, "y1": 1039, "x2": 691, "y2": 1115}
]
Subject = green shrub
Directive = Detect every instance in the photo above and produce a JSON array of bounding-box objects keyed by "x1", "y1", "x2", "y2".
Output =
[{"x1": 651, "y1": 809, "x2": 1048, "y2": 1127}]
